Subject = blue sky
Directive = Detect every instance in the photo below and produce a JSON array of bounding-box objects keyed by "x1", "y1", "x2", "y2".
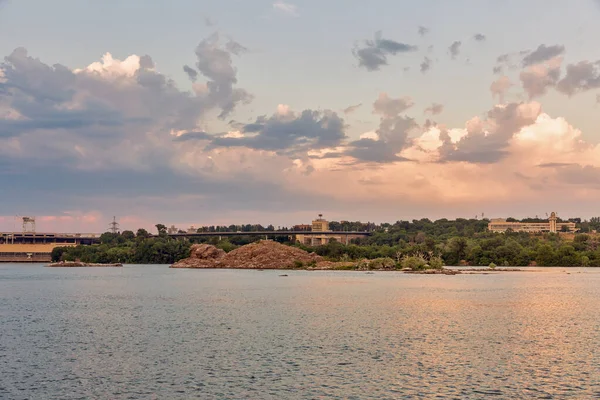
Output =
[{"x1": 1, "y1": 0, "x2": 600, "y2": 232}]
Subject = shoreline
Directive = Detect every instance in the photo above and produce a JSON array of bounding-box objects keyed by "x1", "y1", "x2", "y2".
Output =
[{"x1": 46, "y1": 261, "x2": 123, "y2": 268}]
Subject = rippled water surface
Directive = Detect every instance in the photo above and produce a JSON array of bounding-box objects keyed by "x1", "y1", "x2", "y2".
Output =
[{"x1": 1, "y1": 265, "x2": 599, "y2": 399}]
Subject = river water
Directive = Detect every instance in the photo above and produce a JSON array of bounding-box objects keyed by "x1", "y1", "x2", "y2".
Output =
[{"x1": 1, "y1": 264, "x2": 599, "y2": 399}]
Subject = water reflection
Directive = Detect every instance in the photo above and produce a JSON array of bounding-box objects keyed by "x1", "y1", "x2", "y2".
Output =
[{"x1": 0, "y1": 265, "x2": 599, "y2": 399}]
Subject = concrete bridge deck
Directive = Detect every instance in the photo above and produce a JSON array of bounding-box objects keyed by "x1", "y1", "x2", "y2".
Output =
[{"x1": 167, "y1": 231, "x2": 371, "y2": 238}]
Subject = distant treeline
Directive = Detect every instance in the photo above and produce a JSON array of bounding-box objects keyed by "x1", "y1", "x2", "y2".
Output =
[
  {"x1": 52, "y1": 218, "x2": 600, "y2": 266},
  {"x1": 192, "y1": 221, "x2": 378, "y2": 232}
]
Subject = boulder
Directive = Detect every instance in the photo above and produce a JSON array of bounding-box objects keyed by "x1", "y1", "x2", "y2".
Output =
[{"x1": 170, "y1": 244, "x2": 226, "y2": 268}]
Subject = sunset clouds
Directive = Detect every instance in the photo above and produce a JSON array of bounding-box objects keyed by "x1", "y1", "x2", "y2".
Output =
[{"x1": 1, "y1": 0, "x2": 600, "y2": 231}]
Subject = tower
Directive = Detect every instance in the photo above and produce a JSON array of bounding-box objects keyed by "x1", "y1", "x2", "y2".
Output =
[
  {"x1": 549, "y1": 212, "x2": 557, "y2": 233},
  {"x1": 109, "y1": 216, "x2": 120, "y2": 234},
  {"x1": 22, "y1": 216, "x2": 36, "y2": 233}
]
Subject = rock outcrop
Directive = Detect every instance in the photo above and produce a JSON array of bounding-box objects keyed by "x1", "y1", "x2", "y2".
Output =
[
  {"x1": 170, "y1": 244, "x2": 226, "y2": 268},
  {"x1": 218, "y1": 240, "x2": 322, "y2": 269},
  {"x1": 170, "y1": 240, "x2": 322, "y2": 269}
]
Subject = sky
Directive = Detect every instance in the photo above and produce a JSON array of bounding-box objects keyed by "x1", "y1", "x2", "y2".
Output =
[{"x1": 1, "y1": 0, "x2": 600, "y2": 233}]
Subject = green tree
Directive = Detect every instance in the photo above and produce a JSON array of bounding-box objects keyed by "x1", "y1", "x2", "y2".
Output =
[
  {"x1": 121, "y1": 230, "x2": 135, "y2": 241},
  {"x1": 136, "y1": 228, "x2": 150, "y2": 238},
  {"x1": 155, "y1": 224, "x2": 168, "y2": 237}
]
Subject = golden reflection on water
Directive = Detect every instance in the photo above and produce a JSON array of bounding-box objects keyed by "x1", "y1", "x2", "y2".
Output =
[{"x1": 1, "y1": 266, "x2": 599, "y2": 398}]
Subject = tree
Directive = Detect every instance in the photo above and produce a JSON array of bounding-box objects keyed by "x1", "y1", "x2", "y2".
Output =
[
  {"x1": 445, "y1": 237, "x2": 469, "y2": 265},
  {"x1": 100, "y1": 232, "x2": 121, "y2": 245},
  {"x1": 121, "y1": 230, "x2": 135, "y2": 241},
  {"x1": 136, "y1": 228, "x2": 150, "y2": 239},
  {"x1": 156, "y1": 224, "x2": 168, "y2": 237}
]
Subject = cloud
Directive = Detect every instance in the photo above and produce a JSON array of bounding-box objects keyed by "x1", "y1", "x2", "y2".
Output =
[
  {"x1": 182, "y1": 65, "x2": 198, "y2": 82},
  {"x1": 519, "y1": 56, "x2": 562, "y2": 98},
  {"x1": 490, "y1": 75, "x2": 512, "y2": 103},
  {"x1": 437, "y1": 102, "x2": 542, "y2": 163},
  {"x1": 343, "y1": 103, "x2": 362, "y2": 114},
  {"x1": 344, "y1": 116, "x2": 417, "y2": 163},
  {"x1": 522, "y1": 44, "x2": 565, "y2": 67},
  {"x1": 418, "y1": 26, "x2": 430, "y2": 36},
  {"x1": 201, "y1": 106, "x2": 347, "y2": 155},
  {"x1": 449, "y1": 41, "x2": 461, "y2": 59},
  {"x1": 556, "y1": 60, "x2": 600, "y2": 96},
  {"x1": 372, "y1": 93, "x2": 414, "y2": 118},
  {"x1": 424, "y1": 103, "x2": 444, "y2": 115},
  {"x1": 353, "y1": 32, "x2": 417, "y2": 71},
  {"x1": 5, "y1": 37, "x2": 600, "y2": 229},
  {"x1": 473, "y1": 34, "x2": 486, "y2": 41},
  {"x1": 273, "y1": 1, "x2": 298, "y2": 16},
  {"x1": 0, "y1": 34, "x2": 253, "y2": 189},
  {"x1": 193, "y1": 33, "x2": 253, "y2": 118},
  {"x1": 537, "y1": 162, "x2": 575, "y2": 168},
  {"x1": 420, "y1": 56, "x2": 432, "y2": 73}
]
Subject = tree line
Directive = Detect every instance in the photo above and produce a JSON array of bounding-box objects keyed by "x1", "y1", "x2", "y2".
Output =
[{"x1": 52, "y1": 218, "x2": 600, "y2": 266}]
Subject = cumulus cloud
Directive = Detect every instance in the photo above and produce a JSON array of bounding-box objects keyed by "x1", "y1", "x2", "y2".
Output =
[
  {"x1": 0, "y1": 34, "x2": 258, "y2": 215},
  {"x1": 449, "y1": 41, "x2": 461, "y2": 59},
  {"x1": 344, "y1": 116, "x2": 417, "y2": 163},
  {"x1": 424, "y1": 103, "x2": 444, "y2": 115},
  {"x1": 437, "y1": 102, "x2": 542, "y2": 163},
  {"x1": 198, "y1": 106, "x2": 347, "y2": 156},
  {"x1": 373, "y1": 93, "x2": 414, "y2": 118},
  {"x1": 490, "y1": 75, "x2": 512, "y2": 103},
  {"x1": 194, "y1": 33, "x2": 253, "y2": 118},
  {"x1": 4, "y1": 36, "x2": 600, "y2": 229},
  {"x1": 522, "y1": 44, "x2": 565, "y2": 67},
  {"x1": 519, "y1": 56, "x2": 562, "y2": 98},
  {"x1": 473, "y1": 33, "x2": 486, "y2": 41},
  {"x1": 556, "y1": 60, "x2": 600, "y2": 96},
  {"x1": 353, "y1": 32, "x2": 418, "y2": 71},
  {"x1": 273, "y1": 1, "x2": 298, "y2": 16}
]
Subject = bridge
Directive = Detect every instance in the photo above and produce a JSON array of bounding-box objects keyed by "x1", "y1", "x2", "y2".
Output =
[
  {"x1": 167, "y1": 231, "x2": 371, "y2": 245},
  {"x1": 167, "y1": 230, "x2": 370, "y2": 237},
  {"x1": 0, "y1": 232, "x2": 101, "y2": 245},
  {"x1": 0, "y1": 230, "x2": 372, "y2": 262},
  {"x1": 1, "y1": 230, "x2": 371, "y2": 242}
]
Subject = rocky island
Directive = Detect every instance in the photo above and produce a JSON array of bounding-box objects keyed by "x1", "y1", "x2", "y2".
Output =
[
  {"x1": 171, "y1": 241, "x2": 322, "y2": 269},
  {"x1": 46, "y1": 261, "x2": 123, "y2": 267}
]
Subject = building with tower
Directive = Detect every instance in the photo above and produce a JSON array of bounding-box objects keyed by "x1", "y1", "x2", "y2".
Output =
[{"x1": 488, "y1": 212, "x2": 577, "y2": 233}]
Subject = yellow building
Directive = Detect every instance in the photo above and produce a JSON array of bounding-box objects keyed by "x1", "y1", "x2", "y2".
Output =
[
  {"x1": 488, "y1": 212, "x2": 577, "y2": 233},
  {"x1": 296, "y1": 215, "x2": 366, "y2": 246},
  {"x1": 0, "y1": 243, "x2": 75, "y2": 262},
  {"x1": 311, "y1": 214, "x2": 330, "y2": 232}
]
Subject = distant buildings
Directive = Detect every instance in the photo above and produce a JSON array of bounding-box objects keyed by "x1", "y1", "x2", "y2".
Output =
[
  {"x1": 296, "y1": 214, "x2": 365, "y2": 245},
  {"x1": 488, "y1": 212, "x2": 577, "y2": 233}
]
